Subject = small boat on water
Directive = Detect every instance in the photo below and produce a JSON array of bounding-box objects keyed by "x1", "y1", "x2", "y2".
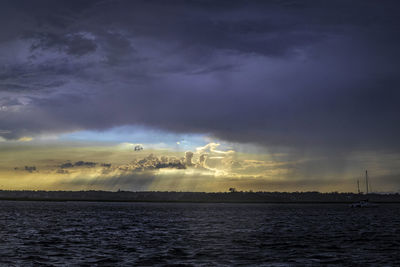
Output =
[{"x1": 350, "y1": 170, "x2": 378, "y2": 208}]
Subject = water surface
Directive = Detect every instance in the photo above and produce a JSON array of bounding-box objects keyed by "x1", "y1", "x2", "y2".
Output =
[{"x1": 0, "y1": 201, "x2": 399, "y2": 266}]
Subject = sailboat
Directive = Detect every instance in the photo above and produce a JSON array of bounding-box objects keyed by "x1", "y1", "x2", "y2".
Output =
[{"x1": 350, "y1": 170, "x2": 378, "y2": 208}]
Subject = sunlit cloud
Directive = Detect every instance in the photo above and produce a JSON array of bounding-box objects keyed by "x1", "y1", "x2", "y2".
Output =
[{"x1": 17, "y1": 136, "x2": 33, "y2": 142}]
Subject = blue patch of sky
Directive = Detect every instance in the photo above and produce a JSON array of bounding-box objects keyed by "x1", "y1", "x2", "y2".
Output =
[{"x1": 59, "y1": 125, "x2": 209, "y2": 151}]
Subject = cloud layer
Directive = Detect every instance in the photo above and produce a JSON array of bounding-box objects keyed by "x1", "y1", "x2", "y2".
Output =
[
  {"x1": 3, "y1": 141, "x2": 400, "y2": 192},
  {"x1": 1, "y1": 0, "x2": 400, "y2": 154}
]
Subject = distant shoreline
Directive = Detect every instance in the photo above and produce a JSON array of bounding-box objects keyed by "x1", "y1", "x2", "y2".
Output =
[
  {"x1": 1, "y1": 190, "x2": 399, "y2": 203},
  {"x1": 1, "y1": 198, "x2": 400, "y2": 204}
]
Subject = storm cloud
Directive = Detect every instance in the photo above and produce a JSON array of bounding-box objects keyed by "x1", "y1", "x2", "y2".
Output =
[{"x1": 1, "y1": 0, "x2": 400, "y2": 154}]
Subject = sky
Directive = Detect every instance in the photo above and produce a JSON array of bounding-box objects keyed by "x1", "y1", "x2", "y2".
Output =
[{"x1": 1, "y1": 0, "x2": 400, "y2": 192}]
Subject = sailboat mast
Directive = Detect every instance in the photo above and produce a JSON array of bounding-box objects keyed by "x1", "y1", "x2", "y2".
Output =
[{"x1": 365, "y1": 170, "x2": 369, "y2": 194}]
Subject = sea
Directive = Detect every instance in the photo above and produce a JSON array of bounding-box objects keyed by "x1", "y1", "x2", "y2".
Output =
[{"x1": 0, "y1": 201, "x2": 399, "y2": 266}]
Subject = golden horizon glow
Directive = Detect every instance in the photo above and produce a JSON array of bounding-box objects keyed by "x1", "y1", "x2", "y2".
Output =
[{"x1": 0, "y1": 140, "x2": 399, "y2": 193}]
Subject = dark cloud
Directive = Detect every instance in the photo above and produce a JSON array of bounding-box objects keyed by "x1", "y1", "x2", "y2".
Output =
[
  {"x1": 1, "y1": 0, "x2": 400, "y2": 155},
  {"x1": 74, "y1": 161, "x2": 96, "y2": 167},
  {"x1": 127, "y1": 154, "x2": 186, "y2": 171},
  {"x1": 31, "y1": 32, "x2": 97, "y2": 56},
  {"x1": 58, "y1": 154, "x2": 188, "y2": 172},
  {"x1": 14, "y1": 166, "x2": 37, "y2": 172},
  {"x1": 60, "y1": 162, "x2": 73, "y2": 168},
  {"x1": 60, "y1": 161, "x2": 97, "y2": 168}
]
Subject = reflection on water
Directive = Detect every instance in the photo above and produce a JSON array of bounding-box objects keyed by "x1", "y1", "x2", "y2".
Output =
[{"x1": 0, "y1": 201, "x2": 399, "y2": 266}]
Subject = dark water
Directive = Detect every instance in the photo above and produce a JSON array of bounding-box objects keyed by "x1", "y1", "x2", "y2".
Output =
[{"x1": 0, "y1": 202, "x2": 399, "y2": 266}]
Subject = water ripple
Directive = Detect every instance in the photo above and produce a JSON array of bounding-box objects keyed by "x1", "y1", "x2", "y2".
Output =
[{"x1": 0, "y1": 202, "x2": 399, "y2": 266}]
